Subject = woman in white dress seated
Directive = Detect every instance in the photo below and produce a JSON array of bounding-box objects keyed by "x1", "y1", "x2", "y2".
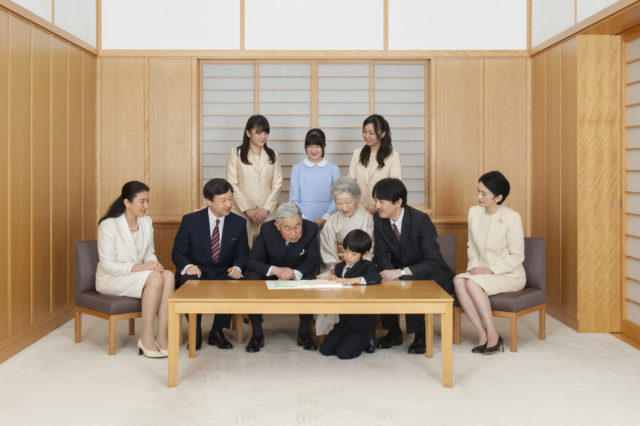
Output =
[
  {"x1": 319, "y1": 176, "x2": 374, "y2": 275},
  {"x1": 96, "y1": 181, "x2": 174, "y2": 358},
  {"x1": 454, "y1": 171, "x2": 526, "y2": 355}
]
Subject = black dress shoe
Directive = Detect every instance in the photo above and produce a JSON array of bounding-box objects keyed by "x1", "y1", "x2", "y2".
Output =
[
  {"x1": 472, "y1": 342, "x2": 487, "y2": 353},
  {"x1": 245, "y1": 335, "x2": 265, "y2": 353},
  {"x1": 364, "y1": 333, "x2": 376, "y2": 354},
  {"x1": 376, "y1": 333, "x2": 402, "y2": 349},
  {"x1": 482, "y1": 336, "x2": 504, "y2": 355},
  {"x1": 207, "y1": 330, "x2": 233, "y2": 349},
  {"x1": 296, "y1": 334, "x2": 318, "y2": 351},
  {"x1": 408, "y1": 337, "x2": 426, "y2": 354}
]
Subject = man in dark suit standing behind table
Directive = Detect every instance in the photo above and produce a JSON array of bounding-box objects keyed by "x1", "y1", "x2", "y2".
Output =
[
  {"x1": 372, "y1": 178, "x2": 454, "y2": 354},
  {"x1": 245, "y1": 202, "x2": 320, "y2": 353},
  {"x1": 172, "y1": 178, "x2": 249, "y2": 350}
]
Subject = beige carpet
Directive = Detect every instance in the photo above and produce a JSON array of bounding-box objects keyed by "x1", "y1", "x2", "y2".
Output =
[{"x1": 0, "y1": 313, "x2": 638, "y2": 426}]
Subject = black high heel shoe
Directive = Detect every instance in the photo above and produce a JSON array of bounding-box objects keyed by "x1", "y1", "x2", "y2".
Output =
[
  {"x1": 471, "y1": 342, "x2": 487, "y2": 353},
  {"x1": 483, "y1": 337, "x2": 503, "y2": 354}
]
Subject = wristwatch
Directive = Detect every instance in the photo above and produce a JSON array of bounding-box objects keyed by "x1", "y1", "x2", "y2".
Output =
[{"x1": 399, "y1": 268, "x2": 406, "y2": 277}]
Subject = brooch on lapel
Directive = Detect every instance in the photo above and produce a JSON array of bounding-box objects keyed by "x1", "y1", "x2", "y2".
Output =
[
  {"x1": 497, "y1": 218, "x2": 503, "y2": 224},
  {"x1": 300, "y1": 249, "x2": 305, "y2": 256},
  {"x1": 231, "y1": 238, "x2": 237, "y2": 241}
]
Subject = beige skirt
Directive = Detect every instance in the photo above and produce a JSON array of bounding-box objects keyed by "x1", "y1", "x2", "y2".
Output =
[{"x1": 455, "y1": 272, "x2": 525, "y2": 296}]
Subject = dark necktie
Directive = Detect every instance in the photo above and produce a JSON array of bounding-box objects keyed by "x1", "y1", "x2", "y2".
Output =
[
  {"x1": 344, "y1": 265, "x2": 351, "y2": 277},
  {"x1": 211, "y1": 219, "x2": 220, "y2": 263},
  {"x1": 393, "y1": 223, "x2": 401, "y2": 241}
]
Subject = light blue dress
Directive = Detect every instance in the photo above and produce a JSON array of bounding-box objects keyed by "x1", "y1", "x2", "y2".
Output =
[{"x1": 290, "y1": 158, "x2": 340, "y2": 221}]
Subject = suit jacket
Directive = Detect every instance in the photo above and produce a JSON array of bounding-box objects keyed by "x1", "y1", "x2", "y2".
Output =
[
  {"x1": 373, "y1": 205, "x2": 454, "y2": 294},
  {"x1": 172, "y1": 208, "x2": 249, "y2": 283},
  {"x1": 335, "y1": 260, "x2": 379, "y2": 330},
  {"x1": 247, "y1": 219, "x2": 319, "y2": 279},
  {"x1": 335, "y1": 259, "x2": 381, "y2": 285},
  {"x1": 348, "y1": 148, "x2": 401, "y2": 210},
  {"x1": 95, "y1": 215, "x2": 157, "y2": 296}
]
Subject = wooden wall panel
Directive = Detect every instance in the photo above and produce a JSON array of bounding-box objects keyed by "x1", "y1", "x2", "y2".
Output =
[
  {"x1": 545, "y1": 44, "x2": 563, "y2": 307},
  {"x1": 68, "y1": 47, "x2": 83, "y2": 302},
  {"x1": 9, "y1": 17, "x2": 32, "y2": 334},
  {"x1": 530, "y1": 53, "x2": 547, "y2": 238},
  {"x1": 576, "y1": 35, "x2": 621, "y2": 331},
  {"x1": 154, "y1": 222, "x2": 180, "y2": 272},
  {"x1": 100, "y1": 58, "x2": 145, "y2": 213},
  {"x1": 83, "y1": 53, "x2": 97, "y2": 240},
  {"x1": 31, "y1": 28, "x2": 51, "y2": 323},
  {"x1": 149, "y1": 58, "x2": 193, "y2": 220},
  {"x1": 51, "y1": 37, "x2": 68, "y2": 311},
  {"x1": 435, "y1": 58, "x2": 481, "y2": 218},
  {"x1": 561, "y1": 38, "x2": 578, "y2": 315},
  {"x1": 0, "y1": 10, "x2": 9, "y2": 341},
  {"x1": 483, "y1": 58, "x2": 528, "y2": 228}
]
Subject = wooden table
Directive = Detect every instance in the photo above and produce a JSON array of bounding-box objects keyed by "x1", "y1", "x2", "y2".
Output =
[{"x1": 167, "y1": 280, "x2": 454, "y2": 388}]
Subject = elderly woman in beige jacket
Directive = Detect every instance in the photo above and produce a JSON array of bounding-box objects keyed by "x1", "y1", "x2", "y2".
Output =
[
  {"x1": 348, "y1": 114, "x2": 401, "y2": 214},
  {"x1": 454, "y1": 171, "x2": 526, "y2": 355},
  {"x1": 226, "y1": 115, "x2": 283, "y2": 244}
]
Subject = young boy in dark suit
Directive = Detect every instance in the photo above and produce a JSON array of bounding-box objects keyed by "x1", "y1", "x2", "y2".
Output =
[{"x1": 320, "y1": 229, "x2": 381, "y2": 359}]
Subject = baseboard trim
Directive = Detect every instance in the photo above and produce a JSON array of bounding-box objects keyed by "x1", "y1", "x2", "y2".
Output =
[
  {"x1": 620, "y1": 319, "x2": 640, "y2": 346},
  {"x1": 546, "y1": 301, "x2": 579, "y2": 330},
  {"x1": 0, "y1": 307, "x2": 74, "y2": 364}
]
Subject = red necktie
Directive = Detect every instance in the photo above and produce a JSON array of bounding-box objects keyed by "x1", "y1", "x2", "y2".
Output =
[
  {"x1": 343, "y1": 265, "x2": 351, "y2": 277},
  {"x1": 211, "y1": 219, "x2": 220, "y2": 263},
  {"x1": 393, "y1": 223, "x2": 401, "y2": 241}
]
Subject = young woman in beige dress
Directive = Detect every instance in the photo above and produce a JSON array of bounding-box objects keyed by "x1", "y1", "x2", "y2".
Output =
[
  {"x1": 454, "y1": 171, "x2": 526, "y2": 355},
  {"x1": 348, "y1": 114, "x2": 401, "y2": 214},
  {"x1": 226, "y1": 115, "x2": 283, "y2": 245}
]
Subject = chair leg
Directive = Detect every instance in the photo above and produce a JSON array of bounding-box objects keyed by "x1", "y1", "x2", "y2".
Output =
[
  {"x1": 108, "y1": 318, "x2": 117, "y2": 355},
  {"x1": 426, "y1": 314, "x2": 434, "y2": 358},
  {"x1": 509, "y1": 314, "x2": 517, "y2": 352},
  {"x1": 453, "y1": 306, "x2": 461, "y2": 345},
  {"x1": 74, "y1": 310, "x2": 82, "y2": 343},
  {"x1": 539, "y1": 305, "x2": 546, "y2": 340},
  {"x1": 235, "y1": 314, "x2": 244, "y2": 344},
  {"x1": 128, "y1": 318, "x2": 135, "y2": 336}
]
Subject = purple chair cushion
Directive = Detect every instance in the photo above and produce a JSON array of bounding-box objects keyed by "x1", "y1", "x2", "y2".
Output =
[
  {"x1": 437, "y1": 234, "x2": 456, "y2": 273},
  {"x1": 74, "y1": 240, "x2": 141, "y2": 316},
  {"x1": 489, "y1": 288, "x2": 545, "y2": 312},
  {"x1": 76, "y1": 291, "x2": 142, "y2": 315}
]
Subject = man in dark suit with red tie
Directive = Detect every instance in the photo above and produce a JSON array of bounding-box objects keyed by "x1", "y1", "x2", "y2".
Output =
[
  {"x1": 372, "y1": 178, "x2": 454, "y2": 354},
  {"x1": 172, "y1": 178, "x2": 249, "y2": 350}
]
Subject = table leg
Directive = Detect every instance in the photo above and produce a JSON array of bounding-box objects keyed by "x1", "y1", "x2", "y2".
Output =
[
  {"x1": 426, "y1": 314, "x2": 434, "y2": 358},
  {"x1": 168, "y1": 305, "x2": 179, "y2": 388},
  {"x1": 441, "y1": 304, "x2": 453, "y2": 388},
  {"x1": 188, "y1": 313, "x2": 196, "y2": 358}
]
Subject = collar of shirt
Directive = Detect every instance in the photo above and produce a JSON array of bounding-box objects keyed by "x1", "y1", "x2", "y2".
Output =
[
  {"x1": 208, "y1": 208, "x2": 226, "y2": 237},
  {"x1": 303, "y1": 158, "x2": 328, "y2": 168},
  {"x1": 390, "y1": 208, "x2": 405, "y2": 235}
]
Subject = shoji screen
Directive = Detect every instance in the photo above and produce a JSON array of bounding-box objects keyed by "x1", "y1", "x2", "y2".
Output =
[
  {"x1": 201, "y1": 61, "x2": 429, "y2": 206},
  {"x1": 625, "y1": 38, "x2": 640, "y2": 329}
]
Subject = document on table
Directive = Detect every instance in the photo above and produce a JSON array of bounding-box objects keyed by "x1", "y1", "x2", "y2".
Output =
[{"x1": 266, "y1": 279, "x2": 352, "y2": 290}]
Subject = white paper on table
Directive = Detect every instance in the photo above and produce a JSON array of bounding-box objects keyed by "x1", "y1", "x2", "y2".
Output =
[{"x1": 265, "y1": 279, "x2": 352, "y2": 290}]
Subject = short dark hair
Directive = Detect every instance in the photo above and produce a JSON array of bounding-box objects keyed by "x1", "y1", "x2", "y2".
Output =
[
  {"x1": 479, "y1": 171, "x2": 510, "y2": 205},
  {"x1": 372, "y1": 178, "x2": 407, "y2": 207},
  {"x1": 304, "y1": 128, "x2": 326, "y2": 157},
  {"x1": 203, "y1": 178, "x2": 233, "y2": 201},
  {"x1": 342, "y1": 229, "x2": 372, "y2": 255}
]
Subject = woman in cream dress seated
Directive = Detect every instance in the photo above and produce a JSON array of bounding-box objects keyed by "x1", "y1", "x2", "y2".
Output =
[
  {"x1": 319, "y1": 177, "x2": 374, "y2": 275},
  {"x1": 96, "y1": 181, "x2": 174, "y2": 358},
  {"x1": 454, "y1": 171, "x2": 526, "y2": 355},
  {"x1": 348, "y1": 114, "x2": 401, "y2": 214},
  {"x1": 226, "y1": 114, "x2": 283, "y2": 245}
]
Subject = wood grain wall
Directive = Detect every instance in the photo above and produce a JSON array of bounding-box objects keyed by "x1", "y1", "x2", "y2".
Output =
[
  {"x1": 531, "y1": 35, "x2": 621, "y2": 332},
  {"x1": 0, "y1": 9, "x2": 97, "y2": 362}
]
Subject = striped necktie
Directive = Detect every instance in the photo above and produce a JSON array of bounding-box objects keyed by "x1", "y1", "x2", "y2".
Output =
[
  {"x1": 392, "y1": 223, "x2": 401, "y2": 241},
  {"x1": 343, "y1": 265, "x2": 350, "y2": 277},
  {"x1": 211, "y1": 219, "x2": 220, "y2": 263}
]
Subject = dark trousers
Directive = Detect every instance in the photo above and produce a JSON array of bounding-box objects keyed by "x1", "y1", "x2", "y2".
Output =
[
  {"x1": 381, "y1": 314, "x2": 424, "y2": 336},
  {"x1": 246, "y1": 271, "x2": 313, "y2": 336},
  {"x1": 320, "y1": 321, "x2": 371, "y2": 360},
  {"x1": 176, "y1": 272, "x2": 232, "y2": 334}
]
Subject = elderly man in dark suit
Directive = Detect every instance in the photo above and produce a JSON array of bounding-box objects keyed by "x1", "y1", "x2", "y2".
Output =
[
  {"x1": 245, "y1": 202, "x2": 320, "y2": 353},
  {"x1": 172, "y1": 178, "x2": 249, "y2": 350},
  {"x1": 372, "y1": 178, "x2": 454, "y2": 354}
]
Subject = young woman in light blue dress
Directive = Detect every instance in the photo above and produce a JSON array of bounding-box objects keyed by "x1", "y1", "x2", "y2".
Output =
[{"x1": 289, "y1": 128, "x2": 340, "y2": 229}]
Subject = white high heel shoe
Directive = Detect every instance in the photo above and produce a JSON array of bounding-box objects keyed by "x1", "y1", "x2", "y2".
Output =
[
  {"x1": 156, "y1": 340, "x2": 168, "y2": 357},
  {"x1": 138, "y1": 338, "x2": 165, "y2": 358}
]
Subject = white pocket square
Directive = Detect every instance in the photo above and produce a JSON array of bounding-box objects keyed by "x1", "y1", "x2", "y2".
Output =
[{"x1": 300, "y1": 249, "x2": 305, "y2": 256}]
